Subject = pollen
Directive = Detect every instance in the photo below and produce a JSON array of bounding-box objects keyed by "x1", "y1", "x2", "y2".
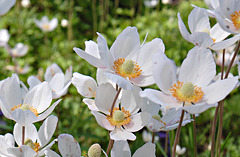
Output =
[
  {"x1": 169, "y1": 81, "x2": 204, "y2": 103},
  {"x1": 24, "y1": 138, "x2": 40, "y2": 152},
  {"x1": 107, "y1": 107, "x2": 131, "y2": 127},
  {"x1": 11, "y1": 104, "x2": 39, "y2": 117},
  {"x1": 231, "y1": 11, "x2": 240, "y2": 29},
  {"x1": 113, "y1": 58, "x2": 142, "y2": 79}
]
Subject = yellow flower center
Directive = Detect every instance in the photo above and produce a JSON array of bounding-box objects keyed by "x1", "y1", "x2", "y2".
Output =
[
  {"x1": 11, "y1": 104, "x2": 39, "y2": 117},
  {"x1": 113, "y1": 58, "x2": 142, "y2": 79},
  {"x1": 169, "y1": 81, "x2": 204, "y2": 103},
  {"x1": 24, "y1": 138, "x2": 40, "y2": 152},
  {"x1": 107, "y1": 107, "x2": 131, "y2": 127},
  {"x1": 42, "y1": 24, "x2": 50, "y2": 31},
  {"x1": 231, "y1": 11, "x2": 240, "y2": 29}
]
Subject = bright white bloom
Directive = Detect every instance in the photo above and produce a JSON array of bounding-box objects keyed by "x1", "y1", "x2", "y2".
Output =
[
  {"x1": 140, "y1": 46, "x2": 238, "y2": 114},
  {"x1": 0, "y1": 133, "x2": 15, "y2": 157},
  {"x1": 111, "y1": 140, "x2": 156, "y2": 157},
  {"x1": 91, "y1": 83, "x2": 151, "y2": 141},
  {"x1": 144, "y1": 0, "x2": 159, "y2": 8},
  {"x1": 213, "y1": 0, "x2": 240, "y2": 34},
  {"x1": 142, "y1": 130, "x2": 159, "y2": 143},
  {"x1": 35, "y1": 16, "x2": 58, "y2": 32},
  {"x1": 10, "y1": 115, "x2": 58, "y2": 156},
  {"x1": 0, "y1": 74, "x2": 61, "y2": 126},
  {"x1": 178, "y1": 7, "x2": 240, "y2": 50},
  {"x1": 21, "y1": 0, "x2": 30, "y2": 8},
  {"x1": 11, "y1": 43, "x2": 28, "y2": 57},
  {"x1": 162, "y1": 0, "x2": 172, "y2": 4},
  {"x1": 28, "y1": 63, "x2": 72, "y2": 99},
  {"x1": 74, "y1": 26, "x2": 164, "y2": 90},
  {"x1": 0, "y1": 0, "x2": 16, "y2": 15},
  {"x1": 61, "y1": 19, "x2": 68, "y2": 27},
  {"x1": 0, "y1": 29, "x2": 10, "y2": 47},
  {"x1": 44, "y1": 134, "x2": 81, "y2": 157},
  {"x1": 174, "y1": 145, "x2": 186, "y2": 156}
]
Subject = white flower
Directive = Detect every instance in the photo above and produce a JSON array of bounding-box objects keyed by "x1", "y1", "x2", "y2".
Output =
[
  {"x1": 91, "y1": 83, "x2": 151, "y2": 141},
  {"x1": 6, "y1": 64, "x2": 30, "y2": 74},
  {"x1": 61, "y1": 19, "x2": 68, "y2": 27},
  {"x1": 142, "y1": 130, "x2": 159, "y2": 143},
  {"x1": 111, "y1": 140, "x2": 156, "y2": 157},
  {"x1": 0, "y1": 74, "x2": 61, "y2": 126},
  {"x1": 10, "y1": 115, "x2": 58, "y2": 156},
  {"x1": 0, "y1": 0, "x2": 16, "y2": 15},
  {"x1": 11, "y1": 43, "x2": 28, "y2": 57},
  {"x1": 174, "y1": 145, "x2": 186, "y2": 156},
  {"x1": 144, "y1": 0, "x2": 159, "y2": 8},
  {"x1": 0, "y1": 133, "x2": 15, "y2": 157},
  {"x1": 140, "y1": 46, "x2": 238, "y2": 114},
  {"x1": 21, "y1": 0, "x2": 30, "y2": 8},
  {"x1": 74, "y1": 26, "x2": 164, "y2": 90},
  {"x1": 162, "y1": 0, "x2": 172, "y2": 4},
  {"x1": 35, "y1": 16, "x2": 58, "y2": 32},
  {"x1": 213, "y1": 0, "x2": 240, "y2": 34},
  {"x1": 0, "y1": 29, "x2": 10, "y2": 47},
  {"x1": 178, "y1": 7, "x2": 240, "y2": 50},
  {"x1": 28, "y1": 63, "x2": 72, "y2": 99}
]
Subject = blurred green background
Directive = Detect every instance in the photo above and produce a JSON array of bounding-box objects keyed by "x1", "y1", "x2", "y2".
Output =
[{"x1": 0, "y1": 0, "x2": 239, "y2": 156}]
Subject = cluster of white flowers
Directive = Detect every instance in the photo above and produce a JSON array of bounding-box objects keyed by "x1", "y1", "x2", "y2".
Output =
[{"x1": 0, "y1": 0, "x2": 240, "y2": 156}]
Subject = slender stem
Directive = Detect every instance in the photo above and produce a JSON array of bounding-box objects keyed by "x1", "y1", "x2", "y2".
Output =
[
  {"x1": 110, "y1": 88, "x2": 122, "y2": 117},
  {"x1": 172, "y1": 110, "x2": 185, "y2": 157},
  {"x1": 211, "y1": 105, "x2": 219, "y2": 157},
  {"x1": 165, "y1": 132, "x2": 168, "y2": 154},
  {"x1": 192, "y1": 114, "x2": 197, "y2": 157},
  {"x1": 106, "y1": 138, "x2": 114, "y2": 155},
  {"x1": 92, "y1": 0, "x2": 97, "y2": 36},
  {"x1": 152, "y1": 132, "x2": 155, "y2": 143},
  {"x1": 22, "y1": 126, "x2": 25, "y2": 145},
  {"x1": 224, "y1": 40, "x2": 240, "y2": 79},
  {"x1": 218, "y1": 101, "x2": 224, "y2": 156}
]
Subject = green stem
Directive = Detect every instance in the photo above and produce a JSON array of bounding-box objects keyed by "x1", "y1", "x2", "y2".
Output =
[{"x1": 192, "y1": 114, "x2": 197, "y2": 157}]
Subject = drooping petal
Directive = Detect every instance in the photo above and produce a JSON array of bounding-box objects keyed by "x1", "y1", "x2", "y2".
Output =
[
  {"x1": 179, "y1": 46, "x2": 216, "y2": 87},
  {"x1": 110, "y1": 127, "x2": 136, "y2": 141},
  {"x1": 13, "y1": 123, "x2": 38, "y2": 146},
  {"x1": 132, "y1": 142, "x2": 156, "y2": 157},
  {"x1": 58, "y1": 134, "x2": 81, "y2": 157},
  {"x1": 24, "y1": 82, "x2": 52, "y2": 113},
  {"x1": 38, "y1": 115, "x2": 58, "y2": 147},
  {"x1": 91, "y1": 111, "x2": 114, "y2": 131},
  {"x1": 71, "y1": 72, "x2": 97, "y2": 98},
  {"x1": 111, "y1": 140, "x2": 131, "y2": 157},
  {"x1": 152, "y1": 50, "x2": 177, "y2": 94},
  {"x1": 203, "y1": 76, "x2": 238, "y2": 104},
  {"x1": 124, "y1": 112, "x2": 151, "y2": 132},
  {"x1": 11, "y1": 109, "x2": 38, "y2": 126}
]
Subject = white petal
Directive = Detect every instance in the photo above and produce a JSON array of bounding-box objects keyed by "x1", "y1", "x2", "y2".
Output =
[
  {"x1": 24, "y1": 82, "x2": 52, "y2": 113},
  {"x1": 58, "y1": 134, "x2": 81, "y2": 157},
  {"x1": 203, "y1": 76, "x2": 238, "y2": 104},
  {"x1": 27, "y1": 76, "x2": 42, "y2": 89},
  {"x1": 104, "y1": 71, "x2": 133, "y2": 90},
  {"x1": 13, "y1": 123, "x2": 38, "y2": 146},
  {"x1": 110, "y1": 127, "x2": 136, "y2": 141},
  {"x1": 124, "y1": 112, "x2": 151, "y2": 132},
  {"x1": 130, "y1": 74, "x2": 155, "y2": 87},
  {"x1": 85, "y1": 40, "x2": 100, "y2": 58},
  {"x1": 188, "y1": 32, "x2": 214, "y2": 47},
  {"x1": 177, "y1": 13, "x2": 191, "y2": 42},
  {"x1": 95, "y1": 83, "x2": 118, "y2": 114},
  {"x1": 7, "y1": 145, "x2": 36, "y2": 157},
  {"x1": 73, "y1": 47, "x2": 106, "y2": 68},
  {"x1": 210, "y1": 35, "x2": 240, "y2": 50},
  {"x1": 11, "y1": 109, "x2": 38, "y2": 126},
  {"x1": 133, "y1": 142, "x2": 156, "y2": 157},
  {"x1": 38, "y1": 115, "x2": 58, "y2": 147},
  {"x1": 152, "y1": 50, "x2": 177, "y2": 94},
  {"x1": 91, "y1": 111, "x2": 114, "y2": 130},
  {"x1": 44, "y1": 149, "x2": 61, "y2": 157},
  {"x1": 0, "y1": 133, "x2": 14, "y2": 157},
  {"x1": 44, "y1": 63, "x2": 63, "y2": 82},
  {"x1": 96, "y1": 68, "x2": 114, "y2": 85},
  {"x1": 210, "y1": 23, "x2": 230, "y2": 42},
  {"x1": 179, "y1": 46, "x2": 216, "y2": 87},
  {"x1": 111, "y1": 140, "x2": 131, "y2": 157},
  {"x1": 49, "y1": 73, "x2": 65, "y2": 94},
  {"x1": 83, "y1": 98, "x2": 99, "y2": 111},
  {"x1": 182, "y1": 102, "x2": 217, "y2": 114},
  {"x1": 110, "y1": 27, "x2": 140, "y2": 59},
  {"x1": 0, "y1": 0, "x2": 16, "y2": 15},
  {"x1": 64, "y1": 65, "x2": 72, "y2": 84},
  {"x1": 71, "y1": 72, "x2": 97, "y2": 98}
]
